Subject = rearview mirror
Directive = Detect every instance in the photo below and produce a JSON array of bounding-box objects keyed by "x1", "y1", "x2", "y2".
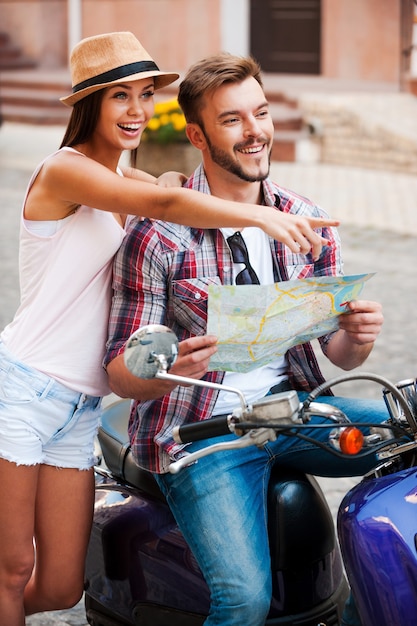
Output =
[{"x1": 123, "y1": 324, "x2": 178, "y2": 379}]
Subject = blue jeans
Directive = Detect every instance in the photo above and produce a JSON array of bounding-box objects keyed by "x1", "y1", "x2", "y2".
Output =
[{"x1": 155, "y1": 395, "x2": 386, "y2": 625}]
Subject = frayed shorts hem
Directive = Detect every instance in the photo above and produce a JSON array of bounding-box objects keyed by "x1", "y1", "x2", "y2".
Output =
[{"x1": 0, "y1": 449, "x2": 97, "y2": 470}]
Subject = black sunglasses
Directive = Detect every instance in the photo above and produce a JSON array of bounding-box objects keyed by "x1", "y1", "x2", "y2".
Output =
[{"x1": 226, "y1": 231, "x2": 260, "y2": 285}]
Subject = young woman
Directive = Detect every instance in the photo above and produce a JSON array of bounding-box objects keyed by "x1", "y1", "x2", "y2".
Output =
[{"x1": 0, "y1": 32, "x2": 337, "y2": 624}]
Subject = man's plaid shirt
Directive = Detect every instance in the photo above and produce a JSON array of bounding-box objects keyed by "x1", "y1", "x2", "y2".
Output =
[{"x1": 105, "y1": 165, "x2": 342, "y2": 473}]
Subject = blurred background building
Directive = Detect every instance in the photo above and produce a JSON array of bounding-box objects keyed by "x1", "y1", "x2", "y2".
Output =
[
  {"x1": 1, "y1": 0, "x2": 416, "y2": 85},
  {"x1": 1, "y1": 0, "x2": 416, "y2": 170}
]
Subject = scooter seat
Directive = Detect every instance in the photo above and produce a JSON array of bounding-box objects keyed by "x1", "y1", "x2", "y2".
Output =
[{"x1": 98, "y1": 399, "x2": 166, "y2": 502}]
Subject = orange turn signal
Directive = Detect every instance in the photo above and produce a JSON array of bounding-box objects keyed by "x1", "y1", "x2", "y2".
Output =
[{"x1": 339, "y1": 427, "x2": 364, "y2": 455}]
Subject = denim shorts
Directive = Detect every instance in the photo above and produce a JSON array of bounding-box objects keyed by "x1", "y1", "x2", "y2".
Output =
[{"x1": 0, "y1": 342, "x2": 102, "y2": 469}]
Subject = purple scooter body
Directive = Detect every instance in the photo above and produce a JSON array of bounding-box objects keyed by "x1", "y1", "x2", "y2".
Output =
[
  {"x1": 338, "y1": 465, "x2": 417, "y2": 626},
  {"x1": 84, "y1": 399, "x2": 348, "y2": 626}
]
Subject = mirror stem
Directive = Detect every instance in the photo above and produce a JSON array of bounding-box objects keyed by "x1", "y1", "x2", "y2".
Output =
[{"x1": 156, "y1": 371, "x2": 248, "y2": 412}]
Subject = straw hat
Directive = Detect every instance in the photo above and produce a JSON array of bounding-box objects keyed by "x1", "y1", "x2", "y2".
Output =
[{"x1": 61, "y1": 31, "x2": 179, "y2": 107}]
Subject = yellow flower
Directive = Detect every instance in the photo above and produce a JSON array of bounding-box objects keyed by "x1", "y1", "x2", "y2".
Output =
[
  {"x1": 172, "y1": 112, "x2": 186, "y2": 131},
  {"x1": 143, "y1": 99, "x2": 188, "y2": 144},
  {"x1": 147, "y1": 117, "x2": 160, "y2": 131},
  {"x1": 159, "y1": 113, "x2": 171, "y2": 127}
]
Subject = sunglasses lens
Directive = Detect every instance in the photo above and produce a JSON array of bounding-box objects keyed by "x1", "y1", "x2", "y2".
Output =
[{"x1": 227, "y1": 232, "x2": 260, "y2": 285}]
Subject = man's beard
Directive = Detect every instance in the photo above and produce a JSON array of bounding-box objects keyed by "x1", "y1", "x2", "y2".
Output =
[{"x1": 205, "y1": 135, "x2": 271, "y2": 182}]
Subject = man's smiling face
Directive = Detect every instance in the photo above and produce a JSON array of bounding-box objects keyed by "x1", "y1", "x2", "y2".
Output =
[{"x1": 198, "y1": 76, "x2": 274, "y2": 182}]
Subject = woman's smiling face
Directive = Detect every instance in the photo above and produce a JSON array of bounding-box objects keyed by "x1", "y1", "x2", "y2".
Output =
[{"x1": 95, "y1": 78, "x2": 156, "y2": 152}]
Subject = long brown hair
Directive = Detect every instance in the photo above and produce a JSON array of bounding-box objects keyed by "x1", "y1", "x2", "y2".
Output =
[{"x1": 59, "y1": 89, "x2": 104, "y2": 148}]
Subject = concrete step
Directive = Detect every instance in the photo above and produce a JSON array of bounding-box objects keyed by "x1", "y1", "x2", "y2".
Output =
[
  {"x1": 0, "y1": 55, "x2": 37, "y2": 70},
  {"x1": 0, "y1": 69, "x2": 72, "y2": 125},
  {"x1": 1, "y1": 103, "x2": 71, "y2": 125},
  {"x1": 268, "y1": 102, "x2": 319, "y2": 162},
  {"x1": 269, "y1": 102, "x2": 303, "y2": 131},
  {"x1": 2, "y1": 86, "x2": 70, "y2": 108},
  {"x1": 0, "y1": 32, "x2": 37, "y2": 70},
  {"x1": 272, "y1": 128, "x2": 317, "y2": 162},
  {"x1": 1, "y1": 70, "x2": 71, "y2": 91}
]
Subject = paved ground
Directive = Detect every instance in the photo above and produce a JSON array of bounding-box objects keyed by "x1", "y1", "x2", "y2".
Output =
[{"x1": 0, "y1": 121, "x2": 416, "y2": 624}]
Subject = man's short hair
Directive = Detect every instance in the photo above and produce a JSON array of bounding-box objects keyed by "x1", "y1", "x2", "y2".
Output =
[{"x1": 178, "y1": 52, "x2": 263, "y2": 126}]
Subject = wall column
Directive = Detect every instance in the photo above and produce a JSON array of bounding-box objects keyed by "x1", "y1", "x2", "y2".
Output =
[
  {"x1": 68, "y1": 0, "x2": 82, "y2": 57},
  {"x1": 220, "y1": 0, "x2": 249, "y2": 55}
]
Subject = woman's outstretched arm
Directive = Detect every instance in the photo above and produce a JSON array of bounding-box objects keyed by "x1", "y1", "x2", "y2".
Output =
[{"x1": 31, "y1": 150, "x2": 340, "y2": 259}]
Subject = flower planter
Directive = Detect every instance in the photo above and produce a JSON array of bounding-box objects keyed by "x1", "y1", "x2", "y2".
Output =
[{"x1": 134, "y1": 142, "x2": 201, "y2": 177}]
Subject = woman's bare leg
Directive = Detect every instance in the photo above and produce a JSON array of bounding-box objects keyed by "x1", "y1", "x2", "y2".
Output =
[
  {"x1": 24, "y1": 464, "x2": 95, "y2": 615},
  {"x1": 0, "y1": 458, "x2": 39, "y2": 626}
]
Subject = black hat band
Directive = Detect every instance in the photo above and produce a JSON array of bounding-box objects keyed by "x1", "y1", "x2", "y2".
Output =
[{"x1": 73, "y1": 60, "x2": 160, "y2": 94}]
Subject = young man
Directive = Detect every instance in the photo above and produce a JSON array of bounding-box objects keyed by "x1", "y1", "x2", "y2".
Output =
[{"x1": 105, "y1": 53, "x2": 385, "y2": 626}]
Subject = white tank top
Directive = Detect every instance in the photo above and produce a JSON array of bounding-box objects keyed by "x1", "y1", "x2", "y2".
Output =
[{"x1": 1, "y1": 148, "x2": 126, "y2": 396}]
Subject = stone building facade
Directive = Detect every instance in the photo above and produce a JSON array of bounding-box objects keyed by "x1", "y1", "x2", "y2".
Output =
[{"x1": 0, "y1": 0, "x2": 415, "y2": 89}]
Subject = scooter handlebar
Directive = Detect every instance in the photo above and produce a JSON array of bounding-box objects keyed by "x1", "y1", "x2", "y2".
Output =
[{"x1": 173, "y1": 415, "x2": 232, "y2": 444}]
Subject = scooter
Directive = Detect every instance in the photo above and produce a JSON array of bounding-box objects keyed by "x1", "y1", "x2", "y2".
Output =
[{"x1": 84, "y1": 325, "x2": 417, "y2": 626}]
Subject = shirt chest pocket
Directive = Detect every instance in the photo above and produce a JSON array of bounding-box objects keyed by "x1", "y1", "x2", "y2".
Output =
[{"x1": 171, "y1": 276, "x2": 222, "y2": 336}]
